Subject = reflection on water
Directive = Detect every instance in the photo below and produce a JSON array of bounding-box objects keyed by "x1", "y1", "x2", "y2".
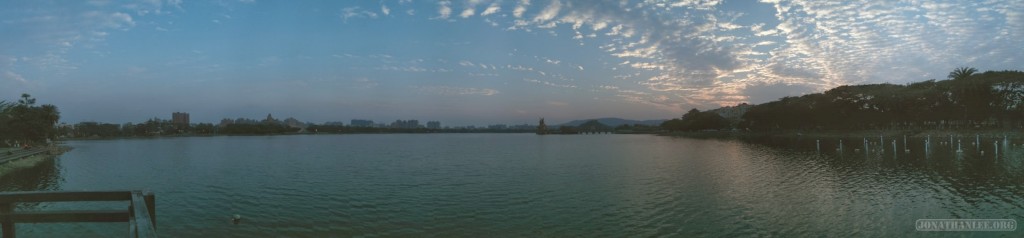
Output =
[
  {"x1": 0, "y1": 155, "x2": 62, "y2": 191},
  {"x1": 1, "y1": 134, "x2": 1022, "y2": 237}
]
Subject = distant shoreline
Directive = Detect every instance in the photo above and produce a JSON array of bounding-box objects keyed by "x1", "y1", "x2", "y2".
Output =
[
  {"x1": 59, "y1": 130, "x2": 540, "y2": 141},
  {"x1": 0, "y1": 145, "x2": 71, "y2": 177}
]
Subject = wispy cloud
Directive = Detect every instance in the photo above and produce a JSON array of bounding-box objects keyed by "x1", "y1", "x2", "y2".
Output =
[
  {"x1": 481, "y1": 2, "x2": 501, "y2": 16},
  {"x1": 418, "y1": 86, "x2": 499, "y2": 96},
  {"x1": 513, "y1": 0, "x2": 531, "y2": 18},
  {"x1": 523, "y1": 78, "x2": 576, "y2": 88},
  {"x1": 341, "y1": 6, "x2": 379, "y2": 22},
  {"x1": 437, "y1": 1, "x2": 452, "y2": 19}
]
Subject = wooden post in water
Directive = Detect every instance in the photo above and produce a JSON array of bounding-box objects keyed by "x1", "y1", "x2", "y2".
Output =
[
  {"x1": 926, "y1": 135, "x2": 930, "y2": 153},
  {"x1": 863, "y1": 138, "x2": 868, "y2": 155},
  {"x1": 892, "y1": 140, "x2": 897, "y2": 157},
  {"x1": 957, "y1": 140, "x2": 963, "y2": 153},
  {"x1": 995, "y1": 142, "x2": 999, "y2": 158},
  {"x1": 816, "y1": 140, "x2": 820, "y2": 154}
]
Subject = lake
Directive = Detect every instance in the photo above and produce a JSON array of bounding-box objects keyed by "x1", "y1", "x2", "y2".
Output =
[{"x1": 2, "y1": 134, "x2": 1023, "y2": 237}]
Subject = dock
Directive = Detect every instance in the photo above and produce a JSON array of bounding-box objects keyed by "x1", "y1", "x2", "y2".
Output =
[{"x1": 0, "y1": 190, "x2": 157, "y2": 238}]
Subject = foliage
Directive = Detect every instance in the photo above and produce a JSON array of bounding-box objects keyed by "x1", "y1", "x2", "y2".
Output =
[
  {"x1": 948, "y1": 67, "x2": 978, "y2": 80},
  {"x1": 0, "y1": 94, "x2": 61, "y2": 146},
  {"x1": 741, "y1": 69, "x2": 1024, "y2": 131},
  {"x1": 577, "y1": 120, "x2": 611, "y2": 131},
  {"x1": 73, "y1": 122, "x2": 122, "y2": 138},
  {"x1": 662, "y1": 108, "x2": 730, "y2": 131},
  {"x1": 220, "y1": 123, "x2": 299, "y2": 135}
]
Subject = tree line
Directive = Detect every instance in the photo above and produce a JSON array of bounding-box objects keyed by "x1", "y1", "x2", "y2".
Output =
[
  {"x1": 0, "y1": 94, "x2": 61, "y2": 147},
  {"x1": 740, "y1": 68, "x2": 1024, "y2": 131},
  {"x1": 660, "y1": 108, "x2": 730, "y2": 132},
  {"x1": 69, "y1": 118, "x2": 298, "y2": 138}
]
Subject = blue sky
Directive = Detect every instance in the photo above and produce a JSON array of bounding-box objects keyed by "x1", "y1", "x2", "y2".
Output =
[{"x1": 1, "y1": 0, "x2": 1022, "y2": 126}]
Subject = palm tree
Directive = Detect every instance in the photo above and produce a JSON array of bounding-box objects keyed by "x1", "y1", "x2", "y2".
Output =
[{"x1": 948, "y1": 67, "x2": 977, "y2": 80}]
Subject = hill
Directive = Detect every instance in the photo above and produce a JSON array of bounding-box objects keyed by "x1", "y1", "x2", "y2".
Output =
[
  {"x1": 740, "y1": 69, "x2": 1024, "y2": 130},
  {"x1": 560, "y1": 118, "x2": 667, "y2": 127}
]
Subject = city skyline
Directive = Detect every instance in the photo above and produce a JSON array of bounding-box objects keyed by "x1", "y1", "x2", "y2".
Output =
[{"x1": 2, "y1": 0, "x2": 1022, "y2": 125}]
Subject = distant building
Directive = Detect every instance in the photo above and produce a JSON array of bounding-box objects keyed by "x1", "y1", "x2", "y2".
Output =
[
  {"x1": 219, "y1": 118, "x2": 233, "y2": 127},
  {"x1": 488, "y1": 124, "x2": 508, "y2": 130},
  {"x1": 350, "y1": 119, "x2": 374, "y2": 127},
  {"x1": 426, "y1": 121, "x2": 441, "y2": 129},
  {"x1": 262, "y1": 114, "x2": 280, "y2": 125},
  {"x1": 390, "y1": 119, "x2": 421, "y2": 129},
  {"x1": 283, "y1": 117, "x2": 305, "y2": 128},
  {"x1": 172, "y1": 112, "x2": 190, "y2": 126}
]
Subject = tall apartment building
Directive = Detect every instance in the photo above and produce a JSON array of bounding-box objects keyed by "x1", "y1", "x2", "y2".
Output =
[{"x1": 172, "y1": 112, "x2": 190, "y2": 126}]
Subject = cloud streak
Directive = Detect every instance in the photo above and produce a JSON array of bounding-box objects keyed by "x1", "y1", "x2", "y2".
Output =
[{"x1": 418, "y1": 86, "x2": 499, "y2": 96}]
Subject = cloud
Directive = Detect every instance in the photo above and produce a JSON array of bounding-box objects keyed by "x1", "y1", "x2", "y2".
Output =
[
  {"x1": 514, "y1": 0, "x2": 531, "y2": 18},
  {"x1": 532, "y1": 0, "x2": 561, "y2": 22},
  {"x1": 418, "y1": 86, "x2": 499, "y2": 96},
  {"x1": 341, "y1": 7, "x2": 379, "y2": 22},
  {"x1": 381, "y1": 5, "x2": 390, "y2": 16},
  {"x1": 460, "y1": 8, "x2": 476, "y2": 18},
  {"x1": 742, "y1": 82, "x2": 814, "y2": 104},
  {"x1": 438, "y1": 1, "x2": 452, "y2": 19},
  {"x1": 523, "y1": 78, "x2": 576, "y2": 88},
  {"x1": 3, "y1": 71, "x2": 27, "y2": 84},
  {"x1": 121, "y1": 0, "x2": 183, "y2": 16},
  {"x1": 82, "y1": 11, "x2": 135, "y2": 29},
  {"x1": 481, "y1": 2, "x2": 501, "y2": 16},
  {"x1": 449, "y1": 0, "x2": 1022, "y2": 110}
]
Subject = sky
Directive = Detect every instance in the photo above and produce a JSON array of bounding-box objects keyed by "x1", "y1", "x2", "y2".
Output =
[{"x1": 1, "y1": 0, "x2": 1022, "y2": 126}]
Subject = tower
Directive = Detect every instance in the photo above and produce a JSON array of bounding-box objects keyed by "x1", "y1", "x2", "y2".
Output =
[{"x1": 537, "y1": 118, "x2": 547, "y2": 135}]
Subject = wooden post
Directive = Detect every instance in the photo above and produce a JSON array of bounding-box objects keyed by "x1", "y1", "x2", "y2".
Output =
[{"x1": 1, "y1": 203, "x2": 14, "y2": 238}]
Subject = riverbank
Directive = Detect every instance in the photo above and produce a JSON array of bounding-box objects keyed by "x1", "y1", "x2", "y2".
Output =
[{"x1": 0, "y1": 145, "x2": 71, "y2": 177}]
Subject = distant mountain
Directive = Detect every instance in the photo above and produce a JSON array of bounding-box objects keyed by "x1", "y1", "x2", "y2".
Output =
[{"x1": 560, "y1": 118, "x2": 667, "y2": 127}]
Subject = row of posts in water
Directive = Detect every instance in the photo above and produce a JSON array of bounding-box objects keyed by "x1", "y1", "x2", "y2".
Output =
[{"x1": 815, "y1": 134, "x2": 1014, "y2": 158}]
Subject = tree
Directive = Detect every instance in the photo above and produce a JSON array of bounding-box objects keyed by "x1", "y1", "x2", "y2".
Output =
[
  {"x1": 948, "y1": 67, "x2": 977, "y2": 80},
  {"x1": 663, "y1": 108, "x2": 730, "y2": 131},
  {"x1": 1, "y1": 94, "x2": 61, "y2": 145}
]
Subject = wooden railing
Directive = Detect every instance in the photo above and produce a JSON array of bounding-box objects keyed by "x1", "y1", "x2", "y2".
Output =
[{"x1": 0, "y1": 190, "x2": 156, "y2": 238}]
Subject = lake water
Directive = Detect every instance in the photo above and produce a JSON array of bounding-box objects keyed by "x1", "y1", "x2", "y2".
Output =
[{"x1": 2, "y1": 134, "x2": 1023, "y2": 237}]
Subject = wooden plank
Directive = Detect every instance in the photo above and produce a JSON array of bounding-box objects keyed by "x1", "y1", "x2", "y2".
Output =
[
  {"x1": 0, "y1": 210, "x2": 129, "y2": 223},
  {"x1": 1, "y1": 203, "x2": 13, "y2": 238},
  {"x1": 130, "y1": 192, "x2": 157, "y2": 238},
  {"x1": 143, "y1": 191, "x2": 155, "y2": 227},
  {"x1": 128, "y1": 206, "x2": 137, "y2": 238},
  {"x1": 0, "y1": 191, "x2": 133, "y2": 203}
]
